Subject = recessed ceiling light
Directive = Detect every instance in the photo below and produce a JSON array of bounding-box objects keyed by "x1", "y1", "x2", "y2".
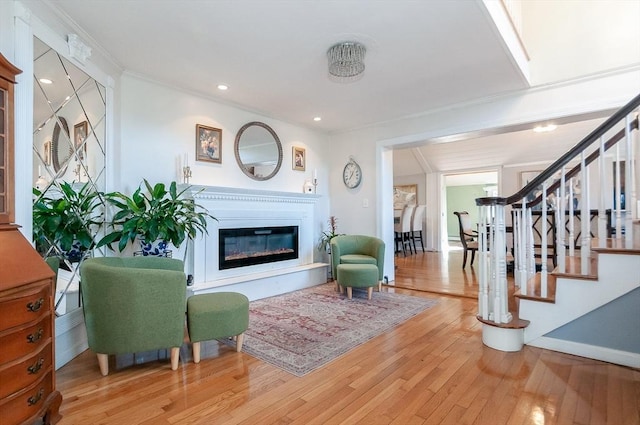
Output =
[
  {"x1": 39, "y1": 78, "x2": 53, "y2": 84},
  {"x1": 533, "y1": 124, "x2": 557, "y2": 133},
  {"x1": 217, "y1": 84, "x2": 228, "y2": 91},
  {"x1": 313, "y1": 117, "x2": 322, "y2": 122}
]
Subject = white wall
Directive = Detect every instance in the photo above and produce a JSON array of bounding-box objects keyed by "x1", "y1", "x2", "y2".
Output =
[
  {"x1": 118, "y1": 74, "x2": 331, "y2": 260},
  {"x1": 522, "y1": 0, "x2": 640, "y2": 85}
]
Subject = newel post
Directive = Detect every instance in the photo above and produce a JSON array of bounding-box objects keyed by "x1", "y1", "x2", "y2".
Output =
[{"x1": 475, "y1": 197, "x2": 511, "y2": 324}]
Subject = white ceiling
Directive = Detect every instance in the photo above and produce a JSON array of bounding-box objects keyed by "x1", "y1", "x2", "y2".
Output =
[
  {"x1": 42, "y1": 0, "x2": 529, "y2": 133},
  {"x1": 393, "y1": 115, "x2": 613, "y2": 177},
  {"x1": 28, "y1": 0, "x2": 635, "y2": 176}
]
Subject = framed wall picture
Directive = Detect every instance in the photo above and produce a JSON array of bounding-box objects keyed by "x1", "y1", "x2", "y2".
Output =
[
  {"x1": 393, "y1": 184, "x2": 417, "y2": 209},
  {"x1": 196, "y1": 124, "x2": 222, "y2": 163},
  {"x1": 74, "y1": 121, "x2": 88, "y2": 160},
  {"x1": 292, "y1": 146, "x2": 305, "y2": 171}
]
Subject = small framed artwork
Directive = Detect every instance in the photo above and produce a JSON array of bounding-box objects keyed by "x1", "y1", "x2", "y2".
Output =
[
  {"x1": 43, "y1": 140, "x2": 51, "y2": 166},
  {"x1": 292, "y1": 146, "x2": 305, "y2": 171},
  {"x1": 196, "y1": 124, "x2": 222, "y2": 164},
  {"x1": 74, "y1": 121, "x2": 88, "y2": 160}
]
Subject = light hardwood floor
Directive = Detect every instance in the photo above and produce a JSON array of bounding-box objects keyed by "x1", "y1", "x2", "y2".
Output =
[{"x1": 55, "y1": 249, "x2": 640, "y2": 425}]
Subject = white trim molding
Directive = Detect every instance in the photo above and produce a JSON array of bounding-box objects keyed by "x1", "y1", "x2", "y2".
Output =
[{"x1": 529, "y1": 336, "x2": 640, "y2": 369}]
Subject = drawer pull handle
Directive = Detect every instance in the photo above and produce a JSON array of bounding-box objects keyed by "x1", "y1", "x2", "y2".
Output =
[
  {"x1": 27, "y1": 358, "x2": 45, "y2": 374},
  {"x1": 27, "y1": 298, "x2": 45, "y2": 312},
  {"x1": 27, "y1": 388, "x2": 44, "y2": 406},
  {"x1": 26, "y1": 328, "x2": 44, "y2": 343}
]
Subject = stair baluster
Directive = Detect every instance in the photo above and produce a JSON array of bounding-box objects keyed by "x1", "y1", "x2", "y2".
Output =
[{"x1": 475, "y1": 93, "x2": 640, "y2": 355}]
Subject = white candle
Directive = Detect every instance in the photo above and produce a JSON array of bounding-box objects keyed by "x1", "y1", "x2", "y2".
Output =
[
  {"x1": 38, "y1": 165, "x2": 42, "y2": 176},
  {"x1": 185, "y1": 153, "x2": 188, "y2": 166},
  {"x1": 314, "y1": 169, "x2": 317, "y2": 180}
]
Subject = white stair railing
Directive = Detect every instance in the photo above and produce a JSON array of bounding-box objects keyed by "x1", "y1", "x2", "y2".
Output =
[{"x1": 476, "y1": 94, "x2": 639, "y2": 328}]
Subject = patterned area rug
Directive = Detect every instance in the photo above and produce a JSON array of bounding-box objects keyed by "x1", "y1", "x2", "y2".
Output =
[{"x1": 223, "y1": 283, "x2": 437, "y2": 376}]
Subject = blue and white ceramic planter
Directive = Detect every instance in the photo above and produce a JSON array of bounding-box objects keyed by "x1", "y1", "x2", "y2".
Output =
[
  {"x1": 64, "y1": 240, "x2": 87, "y2": 263},
  {"x1": 139, "y1": 239, "x2": 172, "y2": 257}
]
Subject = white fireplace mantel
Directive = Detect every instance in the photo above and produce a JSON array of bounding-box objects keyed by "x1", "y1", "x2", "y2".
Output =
[
  {"x1": 184, "y1": 185, "x2": 327, "y2": 300},
  {"x1": 186, "y1": 185, "x2": 321, "y2": 205}
]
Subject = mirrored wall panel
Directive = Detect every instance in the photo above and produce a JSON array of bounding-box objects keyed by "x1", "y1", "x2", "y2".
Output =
[{"x1": 32, "y1": 36, "x2": 107, "y2": 316}]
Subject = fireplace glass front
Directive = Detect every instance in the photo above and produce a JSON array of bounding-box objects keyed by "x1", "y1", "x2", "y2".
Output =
[{"x1": 219, "y1": 226, "x2": 299, "y2": 270}]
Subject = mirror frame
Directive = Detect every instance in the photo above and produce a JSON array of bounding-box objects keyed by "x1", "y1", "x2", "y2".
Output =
[
  {"x1": 234, "y1": 121, "x2": 283, "y2": 181},
  {"x1": 51, "y1": 117, "x2": 71, "y2": 173}
]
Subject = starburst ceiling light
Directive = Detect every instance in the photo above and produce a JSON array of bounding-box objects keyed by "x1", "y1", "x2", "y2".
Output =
[{"x1": 327, "y1": 41, "x2": 366, "y2": 82}]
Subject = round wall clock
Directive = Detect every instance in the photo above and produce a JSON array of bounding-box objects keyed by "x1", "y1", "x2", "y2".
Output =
[{"x1": 342, "y1": 157, "x2": 362, "y2": 189}]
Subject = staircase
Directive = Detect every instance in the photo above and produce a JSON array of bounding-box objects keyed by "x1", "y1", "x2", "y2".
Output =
[{"x1": 475, "y1": 93, "x2": 640, "y2": 369}]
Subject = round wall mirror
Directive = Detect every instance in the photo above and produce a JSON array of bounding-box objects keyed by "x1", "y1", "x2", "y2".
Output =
[{"x1": 234, "y1": 122, "x2": 282, "y2": 181}]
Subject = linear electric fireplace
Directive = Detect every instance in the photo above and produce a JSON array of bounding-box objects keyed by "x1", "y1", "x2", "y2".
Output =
[{"x1": 219, "y1": 225, "x2": 299, "y2": 270}]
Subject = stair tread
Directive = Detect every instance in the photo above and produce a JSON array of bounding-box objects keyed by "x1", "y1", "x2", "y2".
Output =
[
  {"x1": 476, "y1": 312, "x2": 530, "y2": 329},
  {"x1": 551, "y1": 256, "x2": 598, "y2": 280},
  {"x1": 515, "y1": 272, "x2": 556, "y2": 303},
  {"x1": 591, "y1": 237, "x2": 640, "y2": 254}
]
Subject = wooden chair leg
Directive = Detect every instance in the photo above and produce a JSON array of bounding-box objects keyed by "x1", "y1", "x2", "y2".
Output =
[
  {"x1": 470, "y1": 250, "x2": 476, "y2": 266},
  {"x1": 378, "y1": 281, "x2": 382, "y2": 292},
  {"x1": 170, "y1": 347, "x2": 180, "y2": 370},
  {"x1": 97, "y1": 353, "x2": 109, "y2": 376},
  {"x1": 236, "y1": 333, "x2": 244, "y2": 352},
  {"x1": 192, "y1": 341, "x2": 201, "y2": 364},
  {"x1": 462, "y1": 250, "x2": 468, "y2": 268},
  {"x1": 347, "y1": 287, "x2": 353, "y2": 299},
  {"x1": 367, "y1": 287, "x2": 373, "y2": 300}
]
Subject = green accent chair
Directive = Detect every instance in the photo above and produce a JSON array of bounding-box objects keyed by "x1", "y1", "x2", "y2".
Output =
[
  {"x1": 186, "y1": 292, "x2": 249, "y2": 363},
  {"x1": 80, "y1": 257, "x2": 187, "y2": 376},
  {"x1": 45, "y1": 256, "x2": 60, "y2": 279},
  {"x1": 330, "y1": 235, "x2": 385, "y2": 294}
]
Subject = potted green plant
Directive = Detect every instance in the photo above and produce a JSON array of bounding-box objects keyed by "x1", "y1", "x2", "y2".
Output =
[
  {"x1": 97, "y1": 180, "x2": 215, "y2": 255},
  {"x1": 317, "y1": 216, "x2": 344, "y2": 253},
  {"x1": 33, "y1": 181, "x2": 103, "y2": 262}
]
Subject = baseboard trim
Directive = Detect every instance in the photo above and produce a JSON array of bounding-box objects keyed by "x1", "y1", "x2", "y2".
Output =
[
  {"x1": 55, "y1": 307, "x2": 84, "y2": 334},
  {"x1": 529, "y1": 336, "x2": 640, "y2": 369}
]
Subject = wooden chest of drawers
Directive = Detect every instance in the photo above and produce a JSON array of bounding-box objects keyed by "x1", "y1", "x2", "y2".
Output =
[{"x1": 0, "y1": 225, "x2": 62, "y2": 425}]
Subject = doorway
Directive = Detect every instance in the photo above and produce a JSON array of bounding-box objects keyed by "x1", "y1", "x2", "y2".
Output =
[{"x1": 441, "y1": 170, "x2": 498, "y2": 252}]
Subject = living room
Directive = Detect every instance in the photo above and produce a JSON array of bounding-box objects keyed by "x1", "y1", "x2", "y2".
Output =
[{"x1": 1, "y1": 1, "x2": 639, "y2": 423}]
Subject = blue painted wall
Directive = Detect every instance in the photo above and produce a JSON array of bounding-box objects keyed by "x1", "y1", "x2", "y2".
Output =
[{"x1": 546, "y1": 287, "x2": 640, "y2": 353}]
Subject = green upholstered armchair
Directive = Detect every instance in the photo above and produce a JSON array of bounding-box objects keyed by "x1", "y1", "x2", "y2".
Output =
[
  {"x1": 80, "y1": 257, "x2": 187, "y2": 375},
  {"x1": 330, "y1": 235, "x2": 385, "y2": 290}
]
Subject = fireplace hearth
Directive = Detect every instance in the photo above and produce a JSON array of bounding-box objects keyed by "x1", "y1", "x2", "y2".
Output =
[{"x1": 219, "y1": 226, "x2": 299, "y2": 270}]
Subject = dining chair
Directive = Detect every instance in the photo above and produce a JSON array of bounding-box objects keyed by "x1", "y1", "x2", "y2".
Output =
[
  {"x1": 453, "y1": 211, "x2": 478, "y2": 268},
  {"x1": 410, "y1": 204, "x2": 426, "y2": 252},
  {"x1": 394, "y1": 205, "x2": 415, "y2": 256}
]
